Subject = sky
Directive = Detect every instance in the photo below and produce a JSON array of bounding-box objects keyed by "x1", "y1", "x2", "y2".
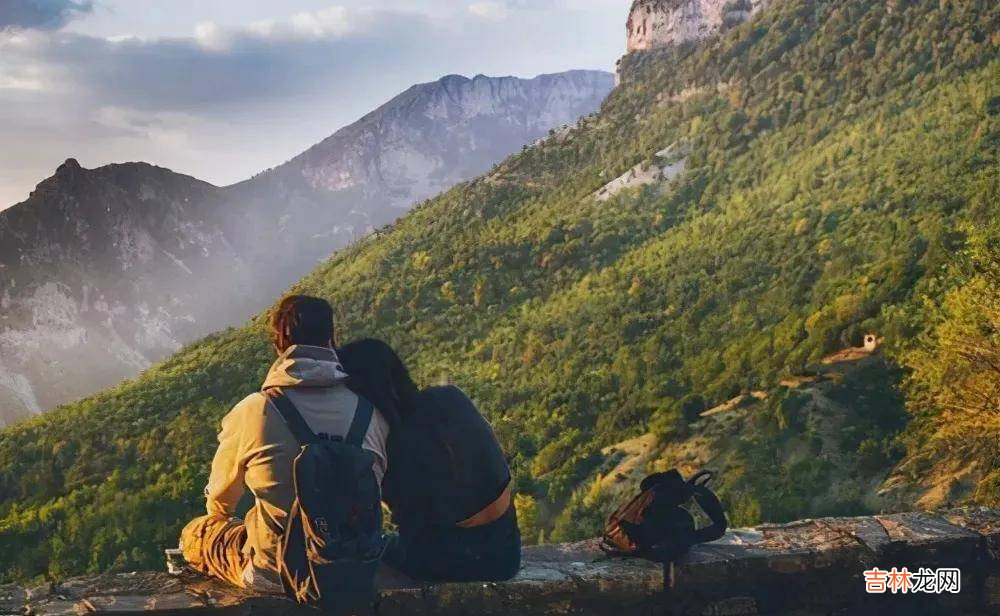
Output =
[{"x1": 0, "y1": 0, "x2": 629, "y2": 209}]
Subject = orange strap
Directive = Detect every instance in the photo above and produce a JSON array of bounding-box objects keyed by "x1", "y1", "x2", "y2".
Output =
[
  {"x1": 602, "y1": 489, "x2": 654, "y2": 553},
  {"x1": 456, "y1": 483, "x2": 513, "y2": 529}
]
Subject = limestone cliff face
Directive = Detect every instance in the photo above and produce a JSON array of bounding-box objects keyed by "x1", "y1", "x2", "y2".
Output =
[
  {"x1": 626, "y1": 0, "x2": 770, "y2": 52},
  {"x1": 0, "y1": 71, "x2": 614, "y2": 426}
]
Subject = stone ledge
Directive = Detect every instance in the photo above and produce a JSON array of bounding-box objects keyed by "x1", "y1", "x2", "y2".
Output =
[{"x1": 3, "y1": 507, "x2": 997, "y2": 615}]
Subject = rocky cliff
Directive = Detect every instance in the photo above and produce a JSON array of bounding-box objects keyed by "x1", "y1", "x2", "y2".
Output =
[
  {"x1": 626, "y1": 0, "x2": 770, "y2": 52},
  {"x1": 0, "y1": 70, "x2": 614, "y2": 426}
]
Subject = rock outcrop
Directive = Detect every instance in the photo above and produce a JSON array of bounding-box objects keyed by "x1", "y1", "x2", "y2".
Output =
[
  {"x1": 5, "y1": 508, "x2": 997, "y2": 615},
  {"x1": 594, "y1": 142, "x2": 688, "y2": 201},
  {"x1": 0, "y1": 71, "x2": 613, "y2": 426},
  {"x1": 626, "y1": 0, "x2": 770, "y2": 52}
]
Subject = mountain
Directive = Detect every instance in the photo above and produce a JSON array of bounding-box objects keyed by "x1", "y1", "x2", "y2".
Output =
[
  {"x1": 0, "y1": 160, "x2": 238, "y2": 426},
  {"x1": 258, "y1": 71, "x2": 616, "y2": 212},
  {"x1": 0, "y1": 70, "x2": 614, "y2": 426},
  {"x1": 0, "y1": 0, "x2": 996, "y2": 584}
]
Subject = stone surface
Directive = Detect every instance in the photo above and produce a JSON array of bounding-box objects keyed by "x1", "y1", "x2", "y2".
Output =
[
  {"x1": 945, "y1": 508, "x2": 1000, "y2": 609},
  {"x1": 8, "y1": 508, "x2": 998, "y2": 615},
  {"x1": 0, "y1": 584, "x2": 26, "y2": 615},
  {"x1": 669, "y1": 509, "x2": 994, "y2": 614}
]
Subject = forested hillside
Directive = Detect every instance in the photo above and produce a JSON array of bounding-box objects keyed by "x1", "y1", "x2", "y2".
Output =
[{"x1": 0, "y1": 0, "x2": 996, "y2": 582}]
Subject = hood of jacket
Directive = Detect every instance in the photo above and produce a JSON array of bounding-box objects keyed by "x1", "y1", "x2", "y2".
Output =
[{"x1": 261, "y1": 345, "x2": 350, "y2": 390}]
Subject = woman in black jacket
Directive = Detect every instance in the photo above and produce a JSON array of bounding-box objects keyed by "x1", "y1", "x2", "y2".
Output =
[{"x1": 337, "y1": 338, "x2": 520, "y2": 582}]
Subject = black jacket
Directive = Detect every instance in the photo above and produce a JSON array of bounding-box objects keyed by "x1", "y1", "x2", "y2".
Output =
[{"x1": 382, "y1": 385, "x2": 510, "y2": 535}]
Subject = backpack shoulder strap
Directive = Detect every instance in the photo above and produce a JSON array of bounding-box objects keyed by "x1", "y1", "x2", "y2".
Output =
[
  {"x1": 265, "y1": 388, "x2": 318, "y2": 445},
  {"x1": 691, "y1": 485, "x2": 728, "y2": 543},
  {"x1": 345, "y1": 395, "x2": 374, "y2": 447}
]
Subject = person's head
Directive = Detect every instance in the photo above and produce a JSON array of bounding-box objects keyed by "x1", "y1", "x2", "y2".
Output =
[
  {"x1": 337, "y1": 338, "x2": 419, "y2": 426},
  {"x1": 269, "y1": 295, "x2": 335, "y2": 353}
]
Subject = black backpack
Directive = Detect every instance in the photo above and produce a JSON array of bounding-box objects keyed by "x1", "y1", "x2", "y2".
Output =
[
  {"x1": 601, "y1": 469, "x2": 727, "y2": 563},
  {"x1": 266, "y1": 388, "x2": 385, "y2": 615}
]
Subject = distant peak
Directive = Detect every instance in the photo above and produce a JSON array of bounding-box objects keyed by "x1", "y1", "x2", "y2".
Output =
[
  {"x1": 52, "y1": 158, "x2": 86, "y2": 183},
  {"x1": 59, "y1": 158, "x2": 82, "y2": 172}
]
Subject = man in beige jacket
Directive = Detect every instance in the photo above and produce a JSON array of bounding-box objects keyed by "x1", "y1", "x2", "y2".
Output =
[{"x1": 179, "y1": 295, "x2": 390, "y2": 591}]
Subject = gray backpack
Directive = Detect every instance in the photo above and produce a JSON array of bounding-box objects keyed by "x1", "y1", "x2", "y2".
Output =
[{"x1": 265, "y1": 388, "x2": 385, "y2": 615}]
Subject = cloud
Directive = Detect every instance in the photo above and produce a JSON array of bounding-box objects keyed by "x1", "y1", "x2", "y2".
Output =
[
  {"x1": 468, "y1": 2, "x2": 509, "y2": 21},
  {"x1": 193, "y1": 5, "x2": 368, "y2": 51},
  {"x1": 0, "y1": 0, "x2": 93, "y2": 30},
  {"x1": 93, "y1": 106, "x2": 210, "y2": 149},
  {"x1": 0, "y1": 7, "x2": 433, "y2": 112},
  {"x1": 0, "y1": 64, "x2": 46, "y2": 91},
  {"x1": 285, "y1": 6, "x2": 357, "y2": 40},
  {"x1": 0, "y1": 2, "x2": 622, "y2": 118}
]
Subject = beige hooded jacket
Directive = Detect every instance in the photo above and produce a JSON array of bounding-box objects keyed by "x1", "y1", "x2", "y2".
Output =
[{"x1": 204, "y1": 344, "x2": 390, "y2": 577}]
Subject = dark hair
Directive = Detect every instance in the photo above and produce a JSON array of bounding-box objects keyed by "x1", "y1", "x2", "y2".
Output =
[
  {"x1": 337, "y1": 339, "x2": 419, "y2": 428},
  {"x1": 270, "y1": 295, "x2": 335, "y2": 352}
]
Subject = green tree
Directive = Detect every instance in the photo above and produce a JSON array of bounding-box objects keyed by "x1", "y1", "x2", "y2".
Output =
[{"x1": 903, "y1": 222, "x2": 1000, "y2": 506}]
